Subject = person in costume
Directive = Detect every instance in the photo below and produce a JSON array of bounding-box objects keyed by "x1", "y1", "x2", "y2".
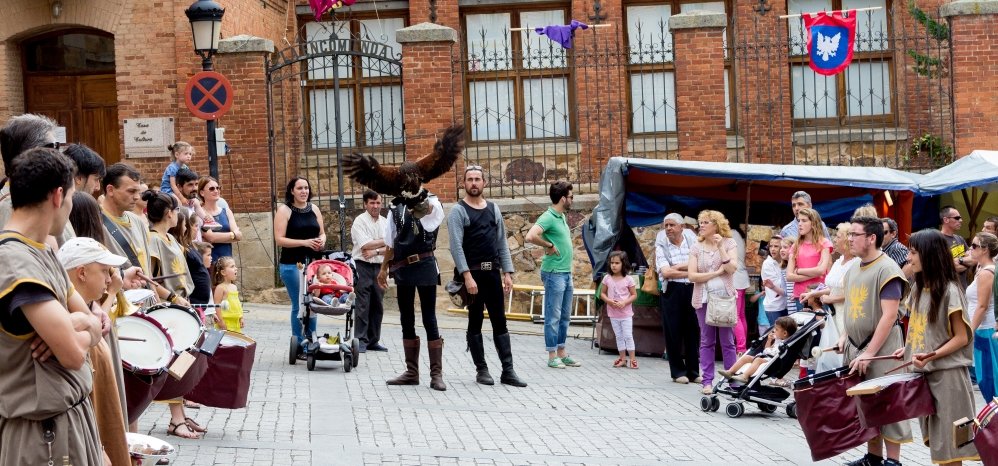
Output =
[
  {"x1": 838, "y1": 216, "x2": 911, "y2": 466},
  {"x1": 0, "y1": 147, "x2": 105, "y2": 465},
  {"x1": 902, "y1": 229, "x2": 979, "y2": 465}
]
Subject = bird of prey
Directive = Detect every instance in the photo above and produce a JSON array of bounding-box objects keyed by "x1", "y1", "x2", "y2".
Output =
[{"x1": 342, "y1": 124, "x2": 465, "y2": 217}]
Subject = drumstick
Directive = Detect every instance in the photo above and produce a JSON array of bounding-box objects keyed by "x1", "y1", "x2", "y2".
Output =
[
  {"x1": 141, "y1": 272, "x2": 185, "y2": 282},
  {"x1": 886, "y1": 351, "x2": 937, "y2": 374},
  {"x1": 821, "y1": 346, "x2": 840, "y2": 353},
  {"x1": 117, "y1": 336, "x2": 147, "y2": 342},
  {"x1": 862, "y1": 354, "x2": 904, "y2": 361}
]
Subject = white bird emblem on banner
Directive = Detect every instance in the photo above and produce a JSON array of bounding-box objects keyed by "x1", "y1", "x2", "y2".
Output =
[{"x1": 816, "y1": 31, "x2": 841, "y2": 61}]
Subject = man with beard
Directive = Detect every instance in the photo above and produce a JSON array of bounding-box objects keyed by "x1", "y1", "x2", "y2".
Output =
[
  {"x1": 525, "y1": 181, "x2": 579, "y2": 369},
  {"x1": 175, "y1": 168, "x2": 212, "y2": 242},
  {"x1": 446, "y1": 166, "x2": 526, "y2": 387}
]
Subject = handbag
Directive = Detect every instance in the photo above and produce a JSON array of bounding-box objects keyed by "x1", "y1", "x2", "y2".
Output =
[
  {"x1": 706, "y1": 292, "x2": 738, "y2": 327},
  {"x1": 640, "y1": 255, "x2": 660, "y2": 296}
]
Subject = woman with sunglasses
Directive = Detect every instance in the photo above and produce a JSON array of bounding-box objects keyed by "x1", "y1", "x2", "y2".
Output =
[
  {"x1": 199, "y1": 176, "x2": 242, "y2": 263},
  {"x1": 967, "y1": 232, "x2": 997, "y2": 403}
]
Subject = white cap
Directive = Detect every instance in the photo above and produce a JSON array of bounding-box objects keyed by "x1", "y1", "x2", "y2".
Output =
[
  {"x1": 663, "y1": 213, "x2": 684, "y2": 225},
  {"x1": 57, "y1": 237, "x2": 127, "y2": 270}
]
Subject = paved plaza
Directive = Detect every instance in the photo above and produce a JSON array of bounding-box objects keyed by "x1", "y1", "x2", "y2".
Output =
[{"x1": 137, "y1": 303, "x2": 956, "y2": 465}]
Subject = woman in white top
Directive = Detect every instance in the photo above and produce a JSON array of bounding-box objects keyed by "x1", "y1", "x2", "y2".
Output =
[
  {"x1": 968, "y1": 232, "x2": 997, "y2": 403},
  {"x1": 800, "y1": 223, "x2": 858, "y2": 333}
]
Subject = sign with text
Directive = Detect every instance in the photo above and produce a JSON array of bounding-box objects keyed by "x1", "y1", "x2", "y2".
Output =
[{"x1": 123, "y1": 117, "x2": 174, "y2": 158}]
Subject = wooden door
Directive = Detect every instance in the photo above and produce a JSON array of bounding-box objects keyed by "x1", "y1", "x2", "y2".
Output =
[{"x1": 24, "y1": 74, "x2": 121, "y2": 164}]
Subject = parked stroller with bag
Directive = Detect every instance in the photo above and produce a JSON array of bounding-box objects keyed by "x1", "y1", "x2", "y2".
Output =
[{"x1": 287, "y1": 251, "x2": 361, "y2": 372}]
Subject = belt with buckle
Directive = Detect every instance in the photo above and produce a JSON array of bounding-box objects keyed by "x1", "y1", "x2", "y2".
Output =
[
  {"x1": 468, "y1": 261, "x2": 496, "y2": 271},
  {"x1": 389, "y1": 251, "x2": 435, "y2": 272}
]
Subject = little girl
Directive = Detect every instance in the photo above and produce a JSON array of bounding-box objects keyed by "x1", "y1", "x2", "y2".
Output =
[
  {"x1": 310, "y1": 264, "x2": 352, "y2": 306},
  {"x1": 780, "y1": 236, "x2": 797, "y2": 314},
  {"x1": 718, "y1": 316, "x2": 798, "y2": 382},
  {"x1": 213, "y1": 256, "x2": 245, "y2": 333},
  {"x1": 161, "y1": 142, "x2": 193, "y2": 202},
  {"x1": 600, "y1": 251, "x2": 638, "y2": 369}
]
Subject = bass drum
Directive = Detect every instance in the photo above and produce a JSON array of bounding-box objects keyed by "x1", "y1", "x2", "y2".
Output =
[
  {"x1": 186, "y1": 332, "x2": 257, "y2": 409},
  {"x1": 145, "y1": 303, "x2": 209, "y2": 401}
]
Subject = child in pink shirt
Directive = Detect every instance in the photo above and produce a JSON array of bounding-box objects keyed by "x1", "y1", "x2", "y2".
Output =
[{"x1": 600, "y1": 251, "x2": 638, "y2": 368}]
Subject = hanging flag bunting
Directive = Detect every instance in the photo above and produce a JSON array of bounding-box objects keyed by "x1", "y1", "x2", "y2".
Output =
[
  {"x1": 534, "y1": 20, "x2": 589, "y2": 50},
  {"x1": 308, "y1": 0, "x2": 356, "y2": 21},
  {"x1": 802, "y1": 10, "x2": 857, "y2": 76}
]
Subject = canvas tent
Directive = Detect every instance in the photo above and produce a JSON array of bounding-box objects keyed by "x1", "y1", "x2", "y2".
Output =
[{"x1": 582, "y1": 153, "x2": 998, "y2": 281}]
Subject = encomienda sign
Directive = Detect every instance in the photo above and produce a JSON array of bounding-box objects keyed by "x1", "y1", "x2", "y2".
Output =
[
  {"x1": 123, "y1": 117, "x2": 174, "y2": 159},
  {"x1": 269, "y1": 38, "x2": 402, "y2": 74}
]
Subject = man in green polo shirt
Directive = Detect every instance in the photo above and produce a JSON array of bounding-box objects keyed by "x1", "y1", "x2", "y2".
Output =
[{"x1": 525, "y1": 181, "x2": 580, "y2": 369}]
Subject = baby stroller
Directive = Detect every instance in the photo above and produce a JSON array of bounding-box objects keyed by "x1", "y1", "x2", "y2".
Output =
[
  {"x1": 700, "y1": 310, "x2": 826, "y2": 419},
  {"x1": 287, "y1": 251, "x2": 361, "y2": 372}
]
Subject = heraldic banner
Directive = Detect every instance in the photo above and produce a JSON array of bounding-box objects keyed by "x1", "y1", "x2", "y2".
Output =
[{"x1": 802, "y1": 10, "x2": 857, "y2": 76}]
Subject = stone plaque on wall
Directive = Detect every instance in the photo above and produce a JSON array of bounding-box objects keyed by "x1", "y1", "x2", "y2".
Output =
[{"x1": 123, "y1": 117, "x2": 174, "y2": 158}]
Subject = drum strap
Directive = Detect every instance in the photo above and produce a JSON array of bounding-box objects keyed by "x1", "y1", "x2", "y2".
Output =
[
  {"x1": 848, "y1": 318, "x2": 902, "y2": 352},
  {"x1": 102, "y1": 213, "x2": 141, "y2": 268}
]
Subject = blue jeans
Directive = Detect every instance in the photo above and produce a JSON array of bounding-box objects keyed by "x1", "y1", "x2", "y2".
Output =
[
  {"x1": 541, "y1": 271, "x2": 573, "y2": 352},
  {"x1": 280, "y1": 263, "x2": 316, "y2": 342}
]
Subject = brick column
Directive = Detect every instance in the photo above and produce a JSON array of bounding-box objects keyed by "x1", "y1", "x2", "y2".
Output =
[
  {"x1": 941, "y1": 0, "x2": 998, "y2": 157},
  {"x1": 397, "y1": 23, "x2": 460, "y2": 202},
  {"x1": 670, "y1": 11, "x2": 727, "y2": 161},
  {"x1": 213, "y1": 35, "x2": 274, "y2": 213}
]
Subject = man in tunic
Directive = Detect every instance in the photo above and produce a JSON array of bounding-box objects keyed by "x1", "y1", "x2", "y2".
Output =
[
  {"x1": 351, "y1": 190, "x2": 388, "y2": 353},
  {"x1": 0, "y1": 147, "x2": 105, "y2": 465},
  {"x1": 839, "y1": 215, "x2": 911, "y2": 466},
  {"x1": 379, "y1": 192, "x2": 447, "y2": 391},
  {"x1": 447, "y1": 166, "x2": 526, "y2": 387}
]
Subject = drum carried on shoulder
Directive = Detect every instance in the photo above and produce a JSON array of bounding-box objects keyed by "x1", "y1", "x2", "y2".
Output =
[{"x1": 793, "y1": 366, "x2": 880, "y2": 461}]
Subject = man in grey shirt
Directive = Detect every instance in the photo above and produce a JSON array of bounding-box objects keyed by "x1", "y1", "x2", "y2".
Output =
[{"x1": 447, "y1": 166, "x2": 526, "y2": 387}]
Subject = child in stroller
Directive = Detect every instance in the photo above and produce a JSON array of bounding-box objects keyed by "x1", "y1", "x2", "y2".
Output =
[
  {"x1": 718, "y1": 316, "x2": 798, "y2": 382},
  {"x1": 310, "y1": 263, "x2": 354, "y2": 308},
  {"x1": 288, "y1": 253, "x2": 361, "y2": 372}
]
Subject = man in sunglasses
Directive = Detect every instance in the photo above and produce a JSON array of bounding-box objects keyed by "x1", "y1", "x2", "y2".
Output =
[{"x1": 940, "y1": 205, "x2": 974, "y2": 288}]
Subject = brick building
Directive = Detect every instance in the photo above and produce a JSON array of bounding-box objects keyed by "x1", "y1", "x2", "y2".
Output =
[{"x1": 2, "y1": 0, "x2": 996, "y2": 290}]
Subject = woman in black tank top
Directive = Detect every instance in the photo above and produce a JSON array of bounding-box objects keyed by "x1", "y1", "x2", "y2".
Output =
[{"x1": 274, "y1": 177, "x2": 326, "y2": 350}]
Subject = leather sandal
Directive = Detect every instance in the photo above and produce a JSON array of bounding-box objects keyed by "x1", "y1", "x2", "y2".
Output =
[
  {"x1": 612, "y1": 357, "x2": 626, "y2": 368},
  {"x1": 185, "y1": 417, "x2": 207, "y2": 433},
  {"x1": 168, "y1": 421, "x2": 200, "y2": 439}
]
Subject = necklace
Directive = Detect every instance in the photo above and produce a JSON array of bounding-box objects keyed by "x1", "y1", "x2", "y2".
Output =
[{"x1": 290, "y1": 203, "x2": 311, "y2": 214}]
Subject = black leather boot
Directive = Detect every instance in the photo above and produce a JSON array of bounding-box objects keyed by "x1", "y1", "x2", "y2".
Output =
[
  {"x1": 468, "y1": 333, "x2": 494, "y2": 385},
  {"x1": 494, "y1": 332, "x2": 527, "y2": 387}
]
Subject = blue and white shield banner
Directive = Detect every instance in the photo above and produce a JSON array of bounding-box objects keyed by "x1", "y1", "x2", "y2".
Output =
[{"x1": 803, "y1": 10, "x2": 857, "y2": 76}]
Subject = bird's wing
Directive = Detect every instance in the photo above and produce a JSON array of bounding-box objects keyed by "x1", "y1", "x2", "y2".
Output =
[
  {"x1": 341, "y1": 152, "x2": 405, "y2": 196},
  {"x1": 829, "y1": 32, "x2": 840, "y2": 51},
  {"x1": 416, "y1": 124, "x2": 465, "y2": 182}
]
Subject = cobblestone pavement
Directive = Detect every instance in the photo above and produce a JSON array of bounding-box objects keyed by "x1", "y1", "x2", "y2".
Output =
[{"x1": 136, "y1": 303, "x2": 965, "y2": 465}]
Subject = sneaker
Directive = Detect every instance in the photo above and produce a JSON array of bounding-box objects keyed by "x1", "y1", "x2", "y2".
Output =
[
  {"x1": 673, "y1": 376, "x2": 690, "y2": 384},
  {"x1": 559, "y1": 356, "x2": 581, "y2": 367},
  {"x1": 882, "y1": 459, "x2": 901, "y2": 466},
  {"x1": 844, "y1": 453, "x2": 884, "y2": 466},
  {"x1": 548, "y1": 358, "x2": 566, "y2": 369}
]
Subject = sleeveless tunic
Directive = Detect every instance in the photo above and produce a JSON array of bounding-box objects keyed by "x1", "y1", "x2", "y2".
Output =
[{"x1": 391, "y1": 203, "x2": 439, "y2": 287}]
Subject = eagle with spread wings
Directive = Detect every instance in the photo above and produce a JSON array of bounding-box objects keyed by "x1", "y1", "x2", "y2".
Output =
[{"x1": 342, "y1": 124, "x2": 465, "y2": 216}]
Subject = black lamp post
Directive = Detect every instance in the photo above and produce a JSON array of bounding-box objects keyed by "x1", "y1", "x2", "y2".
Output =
[{"x1": 185, "y1": 0, "x2": 225, "y2": 180}]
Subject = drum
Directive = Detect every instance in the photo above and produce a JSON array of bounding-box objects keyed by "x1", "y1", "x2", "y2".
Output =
[
  {"x1": 793, "y1": 366, "x2": 880, "y2": 461},
  {"x1": 145, "y1": 303, "x2": 210, "y2": 401},
  {"x1": 846, "y1": 372, "x2": 936, "y2": 429},
  {"x1": 116, "y1": 314, "x2": 173, "y2": 424},
  {"x1": 186, "y1": 332, "x2": 257, "y2": 409},
  {"x1": 973, "y1": 400, "x2": 998, "y2": 465},
  {"x1": 144, "y1": 303, "x2": 205, "y2": 352},
  {"x1": 123, "y1": 288, "x2": 157, "y2": 310}
]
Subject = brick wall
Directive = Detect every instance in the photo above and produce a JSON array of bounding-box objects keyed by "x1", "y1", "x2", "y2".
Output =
[
  {"x1": 672, "y1": 20, "x2": 727, "y2": 162},
  {"x1": 947, "y1": 11, "x2": 998, "y2": 156}
]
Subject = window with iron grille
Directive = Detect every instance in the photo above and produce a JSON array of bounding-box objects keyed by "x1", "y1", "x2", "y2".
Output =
[
  {"x1": 461, "y1": 7, "x2": 574, "y2": 143},
  {"x1": 625, "y1": 1, "x2": 732, "y2": 135},
  {"x1": 301, "y1": 15, "x2": 407, "y2": 150},
  {"x1": 787, "y1": 0, "x2": 893, "y2": 126}
]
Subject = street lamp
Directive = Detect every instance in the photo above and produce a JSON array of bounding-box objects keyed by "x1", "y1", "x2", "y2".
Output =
[{"x1": 185, "y1": 0, "x2": 225, "y2": 180}]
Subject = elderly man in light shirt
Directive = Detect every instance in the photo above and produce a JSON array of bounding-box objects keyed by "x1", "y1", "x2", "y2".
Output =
[
  {"x1": 655, "y1": 213, "x2": 701, "y2": 384},
  {"x1": 351, "y1": 189, "x2": 388, "y2": 353}
]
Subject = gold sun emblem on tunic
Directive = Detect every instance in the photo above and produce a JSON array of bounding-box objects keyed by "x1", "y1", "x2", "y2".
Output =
[
  {"x1": 170, "y1": 256, "x2": 185, "y2": 275},
  {"x1": 907, "y1": 307, "x2": 927, "y2": 352},
  {"x1": 848, "y1": 284, "x2": 868, "y2": 321}
]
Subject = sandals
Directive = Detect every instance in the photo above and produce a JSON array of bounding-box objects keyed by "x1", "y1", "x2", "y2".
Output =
[
  {"x1": 168, "y1": 421, "x2": 200, "y2": 439},
  {"x1": 629, "y1": 359, "x2": 639, "y2": 369},
  {"x1": 185, "y1": 417, "x2": 207, "y2": 433},
  {"x1": 612, "y1": 357, "x2": 626, "y2": 368},
  {"x1": 770, "y1": 378, "x2": 790, "y2": 388}
]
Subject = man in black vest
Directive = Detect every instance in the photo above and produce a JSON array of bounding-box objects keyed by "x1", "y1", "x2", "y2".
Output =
[
  {"x1": 446, "y1": 166, "x2": 526, "y2": 387},
  {"x1": 379, "y1": 192, "x2": 447, "y2": 391}
]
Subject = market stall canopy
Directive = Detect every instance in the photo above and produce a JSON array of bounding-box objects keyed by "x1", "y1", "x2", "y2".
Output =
[
  {"x1": 583, "y1": 157, "x2": 924, "y2": 281},
  {"x1": 917, "y1": 150, "x2": 998, "y2": 195}
]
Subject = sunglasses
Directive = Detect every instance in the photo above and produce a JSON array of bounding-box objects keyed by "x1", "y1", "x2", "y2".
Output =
[
  {"x1": 206, "y1": 186, "x2": 221, "y2": 192},
  {"x1": 464, "y1": 165, "x2": 483, "y2": 173},
  {"x1": 970, "y1": 243, "x2": 982, "y2": 250},
  {"x1": 947, "y1": 216, "x2": 963, "y2": 221},
  {"x1": 43, "y1": 141, "x2": 61, "y2": 150}
]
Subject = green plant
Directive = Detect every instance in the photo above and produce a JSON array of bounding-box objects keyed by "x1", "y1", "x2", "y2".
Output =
[
  {"x1": 907, "y1": 1, "x2": 949, "y2": 78},
  {"x1": 908, "y1": 133, "x2": 953, "y2": 168}
]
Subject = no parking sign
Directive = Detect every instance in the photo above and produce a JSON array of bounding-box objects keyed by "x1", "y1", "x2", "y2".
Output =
[{"x1": 184, "y1": 71, "x2": 233, "y2": 120}]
